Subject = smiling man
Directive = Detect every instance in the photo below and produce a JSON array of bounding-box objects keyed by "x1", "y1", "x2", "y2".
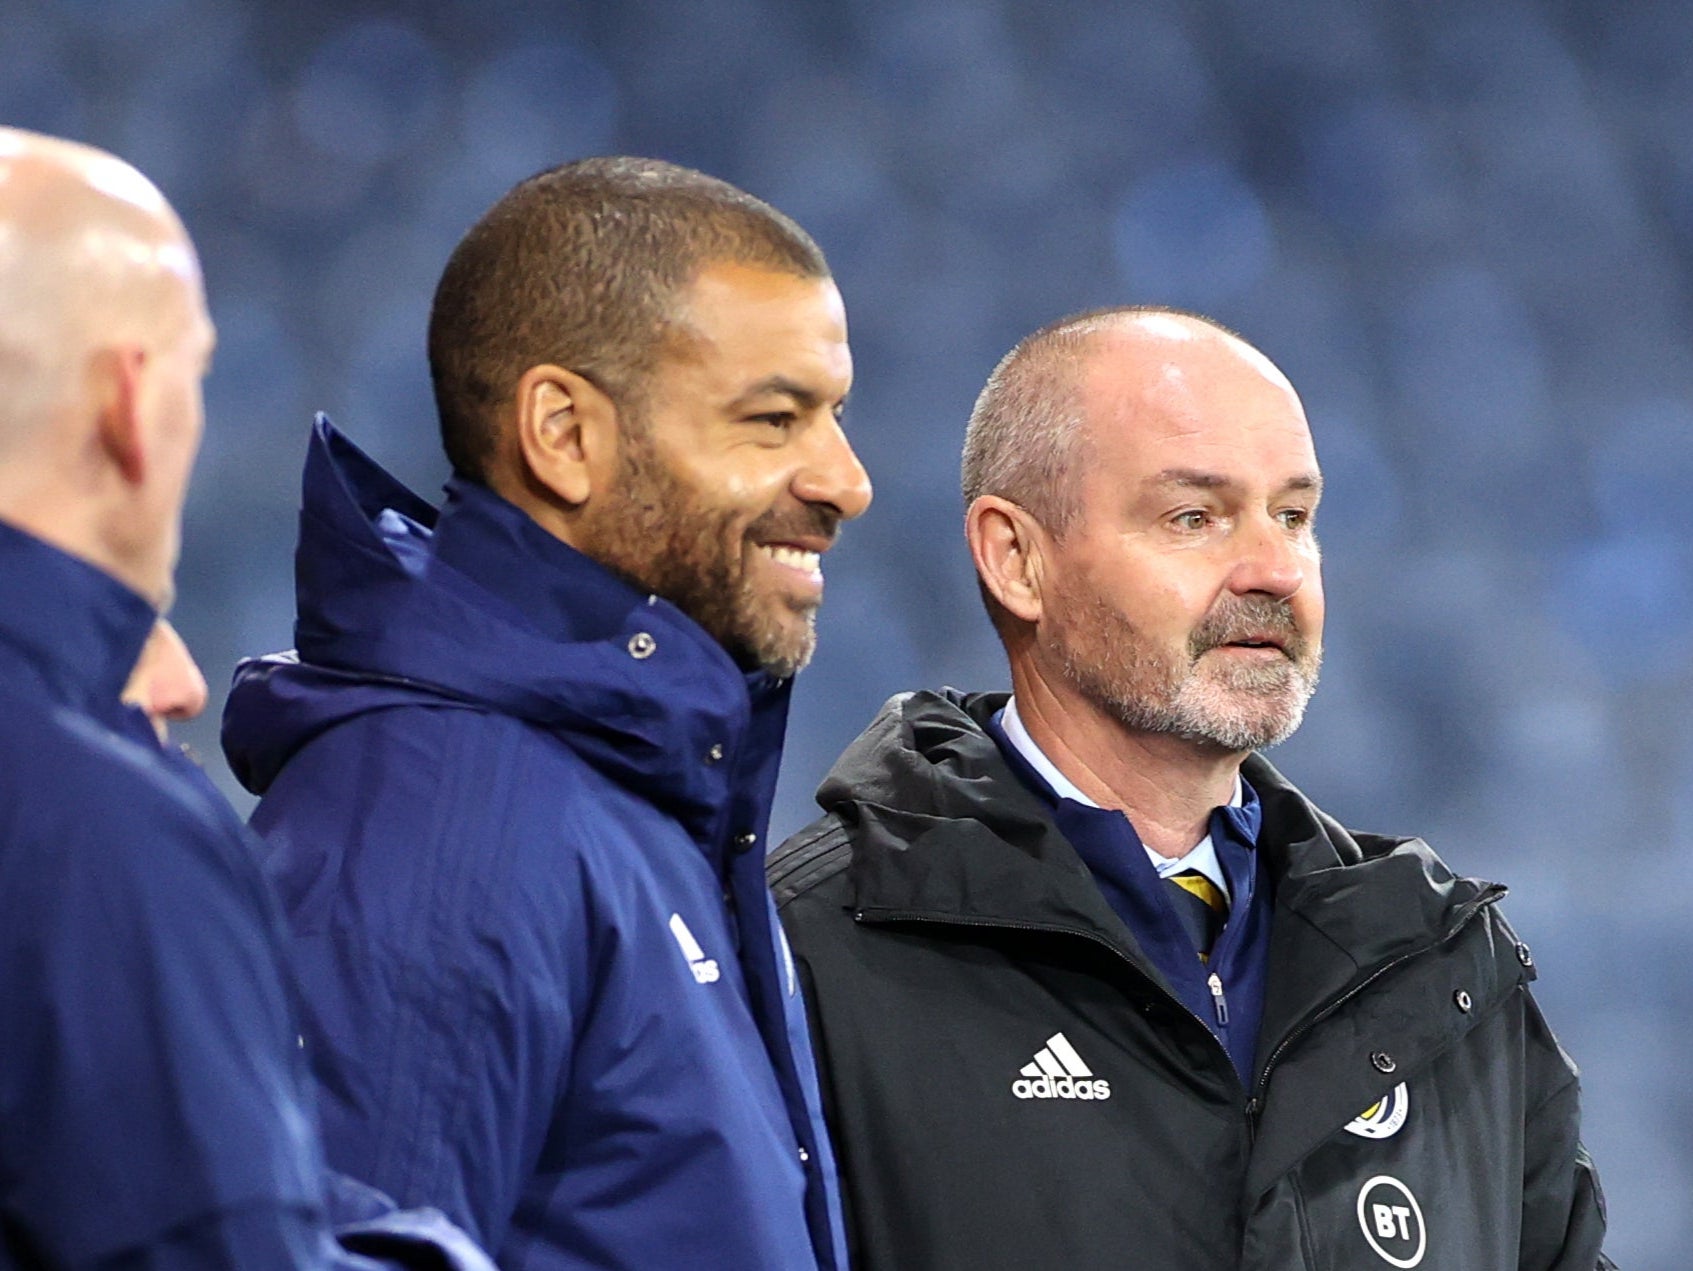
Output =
[
  {"x1": 769, "y1": 308, "x2": 1610, "y2": 1269},
  {"x1": 222, "y1": 158, "x2": 870, "y2": 1268}
]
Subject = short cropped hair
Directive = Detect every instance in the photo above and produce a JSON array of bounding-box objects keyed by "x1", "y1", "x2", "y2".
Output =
[
  {"x1": 961, "y1": 304, "x2": 1228, "y2": 535},
  {"x1": 428, "y1": 156, "x2": 830, "y2": 481},
  {"x1": 961, "y1": 310, "x2": 1126, "y2": 537}
]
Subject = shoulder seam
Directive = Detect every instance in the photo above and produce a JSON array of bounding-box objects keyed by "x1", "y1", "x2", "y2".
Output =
[{"x1": 768, "y1": 818, "x2": 854, "y2": 907}]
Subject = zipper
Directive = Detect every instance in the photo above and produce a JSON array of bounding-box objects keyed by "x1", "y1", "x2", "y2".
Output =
[
  {"x1": 1207, "y1": 972, "x2": 1229, "y2": 1026},
  {"x1": 1244, "y1": 887, "x2": 1507, "y2": 1137}
]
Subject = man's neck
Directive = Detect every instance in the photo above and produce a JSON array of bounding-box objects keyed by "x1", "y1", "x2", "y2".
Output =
[
  {"x1": 1008, "y1": 660, "x2": 1244, "y2": 860},
  {"x1": 0, "y1": 483, "x2": 158, "y2": 609}
]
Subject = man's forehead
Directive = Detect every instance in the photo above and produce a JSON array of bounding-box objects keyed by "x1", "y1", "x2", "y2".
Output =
[
  {"x1": 680, "y1": 260, "x2": 845, "y2": 324},
  {"x1": 1084, "y1": 315, "x2": 1287, "y2": 388},
  {"x1": 666, "y1": 263, "x2": 850, "y2": 384},
  {"x1": 1074, "y1": 325, "x2": 1315, "y2": 474}
]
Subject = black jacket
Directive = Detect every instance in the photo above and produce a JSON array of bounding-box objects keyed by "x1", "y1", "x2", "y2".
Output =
[{"x1": 770, "y1": 690, "x2": 1612, "y2": 1271}]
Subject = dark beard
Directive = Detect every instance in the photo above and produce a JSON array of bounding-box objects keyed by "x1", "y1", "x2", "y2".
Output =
[{"x1": 580, "y1": 428, "x2": 838, "y2": 678}]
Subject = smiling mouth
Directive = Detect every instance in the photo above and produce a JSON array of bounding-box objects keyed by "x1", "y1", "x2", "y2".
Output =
[{"x1": 760, "y1": 543, "x2": 822, "y2": 574}]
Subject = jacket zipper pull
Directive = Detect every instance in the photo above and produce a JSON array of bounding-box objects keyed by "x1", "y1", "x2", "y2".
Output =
[{"x1": 1207, "y1": 971, "x2": 1229, "y2": 1026}]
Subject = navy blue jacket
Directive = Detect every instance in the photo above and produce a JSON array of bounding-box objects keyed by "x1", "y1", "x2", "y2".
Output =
[
  {"x1": 222, "y1": 419, "x2": 847, "y2": 1269},
  {"x1": 0, "y1": 520, "x2": 491, "y2": 1269}
]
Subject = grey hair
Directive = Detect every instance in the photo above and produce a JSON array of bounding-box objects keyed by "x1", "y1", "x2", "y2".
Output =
[
  {"x1": 961, "y1": 305, "x2": 1231, "y2": 534},
  {"x1": 963, "y1": 309, "x2": 1129, "y2": 536}
]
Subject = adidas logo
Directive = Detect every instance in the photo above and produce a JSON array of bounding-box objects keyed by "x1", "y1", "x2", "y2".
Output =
[
  {"x1": 1012, "y1": 1032, "x2": 1111, "y2": 1101},
  {"x1": 668, "y1": 913, "x2": 721, "y2": 984}
]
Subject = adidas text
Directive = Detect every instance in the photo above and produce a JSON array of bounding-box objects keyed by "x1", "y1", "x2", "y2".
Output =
[
  {"x1": 1014, "y1": 1032, "x2": 1110, "y2": 1100},
  {"x1": 668, "y1": 912, "x2": 721, "y2": 985},
  {"x1": 1012, "y1": 1075, "x2": 1112, "y2": 1100}
]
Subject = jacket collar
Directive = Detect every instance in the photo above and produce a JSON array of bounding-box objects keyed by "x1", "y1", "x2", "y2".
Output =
[
  {"x1": 0, "y1": 517, "x2": 154, "y2": 723},
  {"x1": 830, "y1": 690, "x2": 1166, "y2": 960},
  {"x1": 825, "y1": 688, "x2": 1503, "y2": 987},
  {"x1": 230, "y1": 417, "x2": 790, "y2": 856}
]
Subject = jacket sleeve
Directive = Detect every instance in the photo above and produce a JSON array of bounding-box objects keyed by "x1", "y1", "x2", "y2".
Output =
[
  {"x1": 0, "y1": 771, "x2": 341, "y2": 1267},
  {"x1": 255, "y1": 715, "x2": 580, "y2": 1252},
  {"x1": 326, "y1": 1173, "x2": 499, "y2": 1271},
  {"x1": 1517, "y1": 991, "x2": 1615, "y2": 1271}
]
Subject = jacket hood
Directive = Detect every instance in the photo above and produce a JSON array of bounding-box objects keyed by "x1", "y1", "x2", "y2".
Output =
[
  {"x1": 223, "y1": 417, "x2": 784, "y2": 830},
  {"x1": 817, "y1": 688, "x2": 1505, "y2": 971}
]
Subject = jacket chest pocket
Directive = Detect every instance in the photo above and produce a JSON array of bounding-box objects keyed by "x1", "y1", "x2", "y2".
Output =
[{"x1": 1280, "y1": 1066, "x2": 1526, "y2": 1270}]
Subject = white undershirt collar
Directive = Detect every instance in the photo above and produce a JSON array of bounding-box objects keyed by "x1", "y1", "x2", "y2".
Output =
[{"x1": 999, "y1": 695, "x2": 1236, "y2": 902}]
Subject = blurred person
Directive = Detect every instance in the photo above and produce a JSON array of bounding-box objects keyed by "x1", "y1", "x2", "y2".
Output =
[
  {"x1": 769, "y1": 308, "x2": 1611, "y2": 1270},
  {"x1": 0, "y1": 126, "x2": 491, "y2": 1270},
  {"x1": 221, "y1": 158, "x2": 871, "y2": 1266},
  {"x1": 121, "y1": 618, "x2": 207, "y2": 742}
]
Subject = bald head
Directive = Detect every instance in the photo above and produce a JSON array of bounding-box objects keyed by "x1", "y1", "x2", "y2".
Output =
[
  {"x1": 0, "y1": 128, "x2": 213, "y2": 604},
  {"x1": 0, "y1": 129, "x2": 205, "y2": 439},
  {"x1": 1074, "y1": 309, "x2": 1299, "y2": 431},
  {"x1": 962, "y1": 307, "x2": 1294, "y2": 537}
]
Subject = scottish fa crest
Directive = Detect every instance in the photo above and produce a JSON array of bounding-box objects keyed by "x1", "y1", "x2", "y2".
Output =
[{"x1": 1344, "y1": 1081, "x2": 1409, "y2": 1139}]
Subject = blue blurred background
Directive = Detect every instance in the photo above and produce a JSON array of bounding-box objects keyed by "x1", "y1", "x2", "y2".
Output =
[{"x1": 5, "y1": 0, "x2": 1686, "y2": 1262}]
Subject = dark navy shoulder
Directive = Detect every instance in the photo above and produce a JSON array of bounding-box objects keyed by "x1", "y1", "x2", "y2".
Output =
[
  {"x1": 768, "y1": 815, "x2": 855, "y2": 908},
  {"x1": 0, "y1": 690, "x2": 256, "y2": 877}
]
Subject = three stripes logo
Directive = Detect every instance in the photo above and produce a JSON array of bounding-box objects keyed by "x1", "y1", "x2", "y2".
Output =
[
  {"x1": 668, "y1": 913, "x2": 721, "y2": 984},
  {"x1": 1011, "y1": 1032, "x2": 1111, "y2": 1101}
]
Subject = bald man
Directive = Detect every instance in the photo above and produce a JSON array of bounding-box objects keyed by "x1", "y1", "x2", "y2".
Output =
[
  {"x1": 0, "y1": 128, "x2": 490, "y2": 1269},
  {"x1": 770, "y1": 308, "x2": 1611, "y2": 1269}
]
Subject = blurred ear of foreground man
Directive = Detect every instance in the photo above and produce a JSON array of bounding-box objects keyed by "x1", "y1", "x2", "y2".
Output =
[
  {"x1": 0, "y1": 129, "x2": 491, "y2": 1268},
  {"x1": 221, "y1": 157, "x2": 871, "y2": 1266},
  {"x1": 770, "y1": 307, "x2": 1613, "y2": 1271}
]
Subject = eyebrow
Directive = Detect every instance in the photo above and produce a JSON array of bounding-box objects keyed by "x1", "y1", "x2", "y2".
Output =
[
  {"x1": 1151, "y1": 467, "x2": 1323, "y2": 495},
  {"x1": 728, "y1": 375, "x2": 848, "y2": 413}
]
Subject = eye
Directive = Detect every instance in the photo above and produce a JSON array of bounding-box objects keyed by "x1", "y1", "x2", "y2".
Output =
[
  {"x1": 748, "y1": 411, "x2": 798, "y2": 431},
  {"x1": 1172, "y1": 509, "x2": 1210, "y2": 531},
  {"x1": 1276, "y1": 507, "x2": 1312, "y2": 530}
]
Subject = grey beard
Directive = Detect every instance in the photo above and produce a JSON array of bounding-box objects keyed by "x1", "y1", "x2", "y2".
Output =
[{"x1": 1054, "y1": 592, "x2": 1321, "y2": 752}]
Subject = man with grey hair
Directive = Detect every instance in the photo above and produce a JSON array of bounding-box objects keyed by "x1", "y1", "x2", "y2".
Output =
[
  {"x1": 771, "y1": 307, "x2": 1610, "y2": 1269},
  {"x1": 0, "y1": 127, "x2": 490, "y2": 1268}
]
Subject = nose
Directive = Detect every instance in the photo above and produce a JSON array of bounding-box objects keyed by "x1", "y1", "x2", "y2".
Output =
[
  {"x1": 1228, "y1": 512, "x2": 1308, "y2": 599},
  {"x1": 153, "y1": 626, "x2": 210, "y2": 725},
  {"x1": 124, "y1": 620, "x2": 209, "y2": 742},
  {"x1": 793, "y1": 416, "x2": 873, "y2": 522}
]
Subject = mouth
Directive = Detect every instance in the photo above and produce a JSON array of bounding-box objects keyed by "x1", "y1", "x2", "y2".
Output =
[
  {"x1": 1209, "y1": 633, "x2": 1292, "y2": 659},
  {"x1": 753, "y1": 539, "x2": 827, "y2": 602},
  {"x1": 759, "y1": 543, "x2": 823, "y2": 576}
]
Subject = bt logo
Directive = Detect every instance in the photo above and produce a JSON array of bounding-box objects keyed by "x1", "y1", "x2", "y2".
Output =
[{"x1": 1355, "y1": 1175, "x2": 1426, "y2": 1268}]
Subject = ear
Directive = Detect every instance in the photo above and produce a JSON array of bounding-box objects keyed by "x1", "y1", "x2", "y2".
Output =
[
  {"x1": 91, "y1": 346, "x2": 149, "y2": 486},
  {"x1": 966, "y1": 495, "x2": 1048, "y2": 625},
  {"x1": 511, "y1": 364, "x2": 620, "y2": 508}
]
